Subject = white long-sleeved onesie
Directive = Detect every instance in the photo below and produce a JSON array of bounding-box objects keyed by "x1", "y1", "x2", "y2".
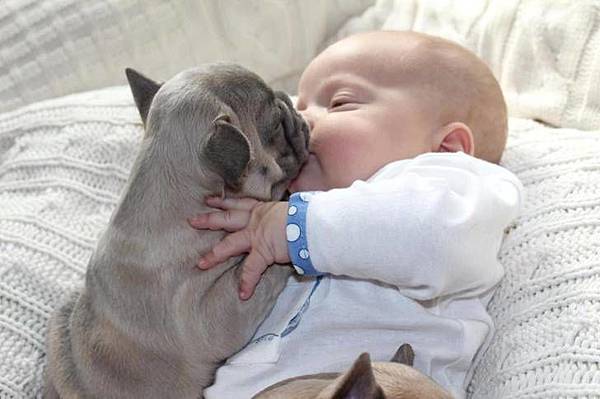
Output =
[{"x1": 204, "y1": 152, "x2": 523, "y2": 399}]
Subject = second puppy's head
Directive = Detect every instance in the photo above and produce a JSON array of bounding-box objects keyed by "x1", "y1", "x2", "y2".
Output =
[
  {"x1": 126, "y1": 64, "x2": 309, "y2": 200},
  {"x1": 253, "y1": 345, "x2": 453, "y2": 399}
]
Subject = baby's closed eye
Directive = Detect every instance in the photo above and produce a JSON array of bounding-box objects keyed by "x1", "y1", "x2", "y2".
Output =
[{"x1": 328, "y1": 96, "x2": 359, "y2": 111}]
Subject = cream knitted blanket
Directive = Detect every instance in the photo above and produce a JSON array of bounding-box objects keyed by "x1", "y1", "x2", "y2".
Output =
[
  {"x1": 470, "y1": 121, "x2": 600, "y2": 398},
  {"x1": 1, "y1": 86, "x2": 599, "y2": 398},
  {"x1": 2, "y1": 0, "x2": 599, "y2": 397},
  {"x1": 0, "y1": 0, "x2": 373, "y2": 114},
  {"x1": 0, "y1": 88, "x2": 142, "y2": 398}
]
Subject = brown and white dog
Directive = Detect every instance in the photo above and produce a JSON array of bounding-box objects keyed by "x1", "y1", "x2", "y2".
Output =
[
  {"x1": 44, "y1": 64, "x2": 309, "y2": 398},
  {"x1": 254, "y1": 344, "x2": 454, "y2": 399}
]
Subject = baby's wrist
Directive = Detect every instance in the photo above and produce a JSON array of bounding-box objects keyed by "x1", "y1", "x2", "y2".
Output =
[{"x1": 286, "y1": 192, "x2": 323, "y2": 276}]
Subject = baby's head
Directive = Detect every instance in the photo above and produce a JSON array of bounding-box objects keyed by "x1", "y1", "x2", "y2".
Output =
[{"x1": 290, "y1": 31, "x2": 507, "y2": 192}]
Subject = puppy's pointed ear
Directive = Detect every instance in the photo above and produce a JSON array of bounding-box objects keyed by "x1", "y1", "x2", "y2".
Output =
[
  {"x1": 390, "y1": 343, "x2": 415, "y2": 366},
  {"x1": 204, "y1": 116, "x2": 251, "y2": 191},
  {"x1": 125, "y1": 68, "x2": 162, "y2": 125},
  {"x1": 331, "y1": 353, "x2": 385, "y2": 399}
]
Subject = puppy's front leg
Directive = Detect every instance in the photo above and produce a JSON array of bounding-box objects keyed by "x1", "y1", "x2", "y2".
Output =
[
  {"x1": 177, "y1": 262, "x2": 291, "y2": 388},
  {"x1": 201, "y1": 264, "x2": 291, "y2": 356}
]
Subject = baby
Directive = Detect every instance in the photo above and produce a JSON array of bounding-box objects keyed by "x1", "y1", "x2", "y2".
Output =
[{"x1": 190, "y1": 31, "x2": 523, "y2": 398}]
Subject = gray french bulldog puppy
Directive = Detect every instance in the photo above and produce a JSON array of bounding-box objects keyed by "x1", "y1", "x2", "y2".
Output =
[{"x1": 44, "y1": 64, "x2": 309, "y2": 399}]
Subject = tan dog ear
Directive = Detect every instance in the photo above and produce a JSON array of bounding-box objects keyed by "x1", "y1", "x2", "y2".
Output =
[
  {"x1": 331, "y1": 353, "x2": 385, "y2": 399},
  {"x1": 390, "y1": 343, "x2": 415, "y2": 366},
  {"x1": 125, "y1": 68, "x2": 162, "y2": 126},
  {"x1": 204, "y1": 115, "x2": 251, "y2": 191}
]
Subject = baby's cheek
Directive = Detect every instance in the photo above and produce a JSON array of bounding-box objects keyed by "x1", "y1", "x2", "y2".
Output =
[{"x1": 318, "y1": 133, "x2": 370, "y2": 187}]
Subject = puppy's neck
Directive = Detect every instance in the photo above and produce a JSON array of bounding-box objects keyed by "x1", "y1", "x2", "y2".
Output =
[{"x1": 102, "y1": 137, "x2": 222, "y2": 269}]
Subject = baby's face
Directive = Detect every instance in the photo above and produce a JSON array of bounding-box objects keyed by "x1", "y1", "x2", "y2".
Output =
[{"x1": 290, "y1": 35, "x2": 437, "y2": 192}]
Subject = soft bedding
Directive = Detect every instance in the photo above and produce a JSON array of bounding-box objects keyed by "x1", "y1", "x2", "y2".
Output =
[
  {"x1": 0, "y1": 0, "x2": 373, "y2": 113},
  {"x1": 1, "y1": 0, "x2": 600, "y2": 398}
]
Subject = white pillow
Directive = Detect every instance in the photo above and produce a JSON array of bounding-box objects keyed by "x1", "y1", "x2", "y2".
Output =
[
  {"x1": 469, "y1": 119, "x2": 600, "y2": 398},
  {"x1": 0, "y1": 0, "x2": 374, "y2": 113}
]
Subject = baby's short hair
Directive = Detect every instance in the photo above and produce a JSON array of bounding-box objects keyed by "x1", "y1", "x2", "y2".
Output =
[{"x1": 394, "y1": 31, "x2": 508, "y2": 164}]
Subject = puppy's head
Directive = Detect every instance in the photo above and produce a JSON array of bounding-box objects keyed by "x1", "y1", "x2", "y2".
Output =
[{"x1": 126, "y1": 64, "x2": 309, "y2": 200}]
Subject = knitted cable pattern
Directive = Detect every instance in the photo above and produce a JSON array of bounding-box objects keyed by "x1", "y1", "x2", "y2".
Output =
[
  {"x1": 0, "y1": 86, "x2": 142, "y2": 398},
  {"x1": 0, "y1": 0, "x2": 373, "y2": 114},
  {"x1": 467, "y1": 119, "x2": 600, "y2": 398},
  {"x1": 0, "y1": 88, "x2": 599, "y2": 398}
]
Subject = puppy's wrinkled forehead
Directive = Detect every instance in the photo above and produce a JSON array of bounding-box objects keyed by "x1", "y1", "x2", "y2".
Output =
[
  {"x1": 172, "y1": 64, "x2": 274, "y2": 116},
  {"x1": 150, "y1": 63, "x2": 278, "y2": 134},
  {"x1": 201, "y1": 64, "x2": 275, "y2": 112}
]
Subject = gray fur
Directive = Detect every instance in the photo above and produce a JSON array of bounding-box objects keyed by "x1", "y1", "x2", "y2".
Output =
[
  {"x1": 44, "y1": 63, "x2": 309, "y2": 399},
  {"x1": 125, "y1": 68, "x2": 162, "y2": 127}
]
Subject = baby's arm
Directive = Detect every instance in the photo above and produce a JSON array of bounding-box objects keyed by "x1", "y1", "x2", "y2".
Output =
[
  {"x1": 290, "y1": 153, "x2": 523, "y2": 299},
  {"x1": 190, "y1": 153, "x2": 523, "y2": 301}
]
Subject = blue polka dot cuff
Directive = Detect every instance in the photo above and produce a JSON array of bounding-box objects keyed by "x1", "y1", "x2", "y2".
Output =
[{"x1": 287, "y1": 192, "x2": 323, "y2": 276}]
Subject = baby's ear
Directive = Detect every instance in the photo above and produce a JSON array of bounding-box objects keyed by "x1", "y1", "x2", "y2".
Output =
[
  {"x1": 435, "y1": 122, "x2": 474, "y2": 155},
  {"x1": 330, "y1": 353, "x2": 385, "y2": 399},
  {"x1": 203, "y1": 115, "x2": 251, "y2": 192}
]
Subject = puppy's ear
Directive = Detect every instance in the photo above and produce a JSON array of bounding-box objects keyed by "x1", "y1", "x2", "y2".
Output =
[
  {"x1": 390, "y1": 343, "x2": 415, "y2": 366},
  {"x1": 204, "y1": 116, "x2": 251, "y2": 191},
  {"x1": 125, "y1": 68, "x2": 162, "y2": 125},
  {"x1": 331, "y1": 353, "x2": 385, "y2": 399}
]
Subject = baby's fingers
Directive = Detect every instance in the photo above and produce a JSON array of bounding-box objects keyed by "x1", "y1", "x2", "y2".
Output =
[
  {"x1": 198, "y1": 230, "x2": 251, "y2": 269},
  {"x1": 205, "y1": 196, "x2": 259, "y2": 211},
  {"x1": 189, "y1": 209, "x2": 250, "y2": 232},
  {"x1": 239, "y1": 251, "x2": 269, "y2": 300}
]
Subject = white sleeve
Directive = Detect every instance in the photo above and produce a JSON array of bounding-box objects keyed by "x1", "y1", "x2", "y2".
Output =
[{"x1": 304, "y1": 153, "x2": 524, "y2": 300}]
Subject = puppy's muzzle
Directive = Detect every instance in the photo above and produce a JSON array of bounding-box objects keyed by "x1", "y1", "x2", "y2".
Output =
[{"x1": 275, "y1": 91, "x2": 310, "y2": 174}]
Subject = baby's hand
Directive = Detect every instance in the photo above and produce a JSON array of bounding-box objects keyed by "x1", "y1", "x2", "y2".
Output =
[{"x1": 188, "y1": 196, "x2": 290, "y2": 300}]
